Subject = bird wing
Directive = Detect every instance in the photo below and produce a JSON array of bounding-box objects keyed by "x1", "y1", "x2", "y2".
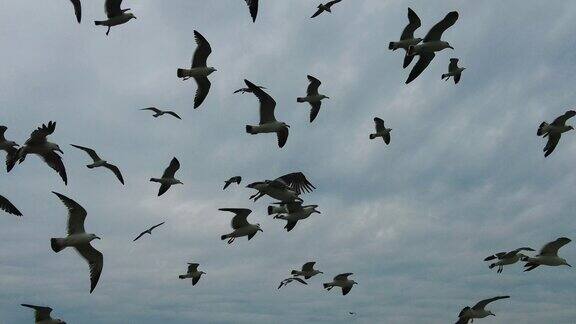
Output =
[
  {"x1": 105, "y1": 0, "x2": 123, "y2": 18},
  {"x1": 75, "y1": 243, "x2": 103, "y2": 293},
  {"x1": 194, "y1": 77, "x2": 211, "y2": 109},
  {"x1": 219, "y1": 208, "x2": 252, "y2": 229},
  {"x1": 103, "y1": 163, "x2": 125, "y2": 185},
  {"x1": 192, "y1": 30, "x2": 212, "y2": 68},
  {"x1": 472, "y1": 296, "x2": 510, "y2": 310},
  {"x1": 374, "y1": 117, "x2": 385, "y2": 132},
  {"x1": 449, "y1": 58, "x2": 459, "y2": 72},
  {"x1": 162, "y1": 157, "x2": 180, "y2": 178},
  {"x1": 455, "y1": 316, "x2": 470, "y2": 324},
  {"x1": 400, "y1": 8, "x2": 421, "y2": 40},
  {"x1": 70, "y1": 144, "x2": 101, "y2": 162},
  {"x1": 306, "y1": 75, "x2": 321, "y2": 96},
  {"x1": 192, "y1": 275, "x2": 201, "y2": 285},
  {"x1": 326, "y1": 0, "x2": 343, "y2": 8},
  {"x1": 275, "y1": 172, "x2": 316, "y2": 194},
  {"x1": 53, "y1": 192, "x2": 87, "y2": 235},
  {"x1": 285, "y1": 201, "x2": 304, "y2": 213},
  {"x1": 165, "y1": 111, "x2": 182, "y2": 120},
  {"x1": 232, "y1": 176, "x2": 242, "y2": 184},
  {"x1": 543, "y1": 133, "x2": 561, "y2": 157},
  {"x1": 244, "y1": 0, "x2": 258, "y2": 22},
  {"x1": 504, "y1": 247, "x2": 535, "y2": 258},
  {"x1": 70, "y1": 0, "x2": 81, "y2": 22},
  {"x1": 277, "y1": 126, "x2": 289, "y2": 148},
  {"x1": 406, "y1": 52, "x2": 435, "y2": 84},
  {"x1": 133, "y1": 231, "x2": 146, "y2": 242},
  {"x1": 0, "y1": 125, "x2": 6, "y2": 141},
  {"x1": 41, "y1": 151, "x2": 68, "y2": 185},
  {"x1": 149, "y1": 221, "x2": 166, "y2": 231},
  {"x1": 26, "y1": 121, "x2": 56, "y2": 146},
  {"x1": 342, "y1": 286, "x2": 352, "y2": 295},
  {"x1": 285, "y1": 220, "x2": 298, "y2": 232},
  {"x1": 423, "y1": 11, "x2": 458, "y2": 42},
  {"x1": 334, "y1": 273, "x2": 353, "y2": 281},
  {"x1": 141, "y1": 107, "x2": 162, "y2": 114},
  {"x1": 0, "y1": 195, "x2": 22, "y2": 216},
  {"x1": 454, "y1": 73, "x2": 461, "y2": 84},
  {"x1": 551, "y1": 110, "x2": 576, "y2": 126},
  {"x1": 384, "y1": 132, "x2": 391, "y2": 144},
  {"x1": 158, "y1": 184, "x2": 171, "y2": 196},
  {"x1": 245, "y1": 79, "x2": 277, "y2": 124},
  {"x1": 540, "y1": 237, "x2": 571, "y2": 256},
  {"x1": 311, "y1": 8, "x2": 324, "y2": 18},
  {"x1": 21, "y1": 304, "x2": 53, "y2": 321},
  {"x1": 484, "y1": 252, "x2": 507, "y2": 261},
  {"x1": 302, "y1": 261, "x2": 316, "y2": 271},
  {"x1": 187, "y1": 263, "x2": 199, "y2": 273},
  {"x1": 5, "y1": 148, "x2": 17, "y2": 172},
  {"x1": 309, "y1": 102, "x2": 322, "y2": 123},
  {"x1": 292, "y1": 277, "x2": 307, "y2": 285}
]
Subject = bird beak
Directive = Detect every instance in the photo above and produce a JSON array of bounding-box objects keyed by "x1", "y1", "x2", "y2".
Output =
[
  {"x1": 448, "y1": 46, "x2": 454, "y2": 50},
  {"x1": 95, "y1": 236, "x2": 101, "y2": 240},
  {"x1": 133, "y1": 16, "x2": 137, "y2": 19},
  {"x1": 57, "y1": 148, "x2": 64, "y2": 154},
  {"x1": 567, "y1": 263, "x2": 572, "y2": 267},
  {"x1": 258, "y1": 228, "x2": 263, "y2": 232},
  {"x1": 314, "y1": 210, "x2": 321, "y2": 214},
  {"x1": 325, "y1": 96, "x2": 330, "y2": 99}
]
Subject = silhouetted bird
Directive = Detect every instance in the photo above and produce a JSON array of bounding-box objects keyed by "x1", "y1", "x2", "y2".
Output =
[
  {"x1": 297, "y1": 75, "x2": 329, "y2": 123},
  {"x1": 140, "y1": 107, "x2": 182, "y2": 120},
  {"x1": 223, "y1": 176, "x2": 242, "y2": 190},
  {"x1": 70, "y1": 144, "x2": 125, "y2": 185},
  {"x1": 234, "y1": 84, "x2": 266, "y2": 94},
  {"x1": 95, "y1": 0, "x2": 136, "y2": 36},
  {"x1": 277, "y1": 277, "x2": 307, "y2": 289},
  {"x1": 21, "y1": 304, "x2": 66, "y2": 324},
  {"x1": 273, "y1": 202, "x2": 320, "y2": 232},
  {"x1": 442, "y1": 58, "x2": 465, "y2": 84},
  {"x1": 291, "y1": 261, "x2": 323, "y2": 279},
  {"x1": 247, "y1": 172, "x2": 315, "y2": 202},
  {"x1": 179, "y1": 263, "x2": 206, "y2": 286},
  {"x1": 389, "y1": 8, "x2": 422, "y2": 68},
  {"x1": 219, "y1": 208, "x2": 263, "y2": 244},
  {"x1": 537, "y1": 110, "x2": 576, "y2": 157},
  {"x1": 311, "y1": 0, "x2": 343, "y2": 18},
  {"x1": 484, "y1": 247, "x2": 535, "y2": 273},
  {"x1": 0, "y1": 126, "x2": 18, "y2": 172},
  {"x1": 244, "y1": 0, "x2": 258, "y2": 22},
  {"x1": 369, "y1": 118, "x2": 391, "y2": 144},
  {"x1": 133, "y1": 222, "x2": 166, "y2": 242},
  {"x1": 323, "y1": 273, "x2": 357, "y2": 296},
  {"x1": 150, "y1": 157, "x2": 183, "y2": 196},
  {"x1": 455, "y1": 296, "x2": 510, "y2": 324}
]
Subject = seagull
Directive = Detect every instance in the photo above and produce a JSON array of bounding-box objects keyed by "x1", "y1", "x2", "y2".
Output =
[
  {"x1": 133, "y1": 222, "x2": 166, "y2": 242},
  {"x1": 150, "y1": 157, "x2": 183, "y2": 196},
  {"x1": 537, "y1": 110, "x2": 576, "y2": 157},
  {"x1": 177, "y1": 30, "x2": 216, "y2": 109},
  {"x1": 0, "y1": 195, "x2": 22, "y2": 216},
  {"x1": 323, "y1": 273, "x2": 357, "y2": 296},
  {"x1": 297, "y1": 75, "x2": 329, "y2": 123},
  {"x1": 484, "y1": 247, "x2": 535, "y2": 273},
  {"x1": 50, "y1": 192, "x2": 103, "y2": 294},
  {"x1": 0, "y1": 126, "x2": 19, "y2": 172},
  {"x1": 223, "y1": 176, "x2": 242, "y2": 190},
  {"x1": 179, "y1": 263, "x2": 206, "y2": 286},
  {"x1": 140, "y1": 107, "x2": 182, "y2": 120},
  {"x1": 16, "y1": 121, "x2": 67, "y2": 185},
  {"x1": 311, "y1": 0, "x2": 343, "y2": 19},
  {"x1": 523, "y1": 237, "x2": 572, "y2": 271},
  {"x1": 246, "y1": 172, "x2": 316, "y2": 202},
  {"x1": 70, "y1": 144, "x2": 124, "y2": 185},
  {"x1": 219, "y1": 208, "x2": 263, "y2": 244},
  {"x1": 291, "y1": 261, "x2": 323, "y2": 279},
  {"x1": 273, "y1": 202, "x2": 320, "y2": 232},
  {"x1": 389, "y1": 8, "x2": 422, "y2": 68},
  {"x1": 94, "y1": 0, "x2": 136, "y2": 36},
  {"x1": 442, "y1": 58, "x2": 465, "y2": 84},
  {"x1": 277, "y1": 277, "x2": 307, "y2": 289},
  {"x1": 234, "y1": 84, "x2": 266, "y2": 94},
  {"x1": 456, "y1": 296, "x2": 510, "y2": 324},
  {"x1": 369, "y1": 118, "x2": 391, "y2": 144},
  {"x1": 349, "y1": 312, "x2": 356, "y2": 316},
  {"x1": 244, "y1": 79, "x2": 290, "y2": 148},
  {"x1": 243, "y1": 0, "x2": 258, "y2": 22},
  {"x1": 21, "y1": 304, "x2": 66, "y2": 324},
  {"x1": 405, "y1": 11, "x2": 458, "y2": 84}
]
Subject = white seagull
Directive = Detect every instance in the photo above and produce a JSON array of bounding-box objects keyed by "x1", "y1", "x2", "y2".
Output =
[
  {"x1": 21, "y1": 304, "x2": 66, "y2": 324},
  {"x1": 278, "y1": 277, "x2": 307, "y2": 289},
  {"x1": 219, "y1": 208, "x2": 263, "y2": 244},
  {"x1": 389, "y1": 8, "x2": 422, "y2": 68},
  {"x1": 537, "y1": 110, "x2": 576, "y2": 157},
  {"x1": 94, "y1": 0, "x2": 136, "y2": 36},
  {"x1": 70, "y1": 144, "x2": 124, "y2": 185},
  {"x1": 177, "y1": 30, "x2": 216, "y2": 109},
  {"x1": 297, "y1": 75, "x2": 329, "y2": 123},
  {"x1": 0, "y1": 125, "x2": 18, "y2": 172},
  {"x1": 0, "y1": 195, "x2": 22, "y2": 216},
  {"x1": 323, "y1": 273, "x2": 357, "y2": 296},
  {"x1": 523, "y1": 237, "x2": 572, "y2": 271},
  {"x1": 50, "y1": 192, "x2": 103, "y2": 294},
  {"x1": 291, "y1": 261, "x2": 323, "y2": 279},
  {"x1": 140, "y1": 107, "x2": 182, "y2": 120},
  {"x1": 243, "y1": 0, "x2": 258, "y2": 22},
  {"x1": 223, "y1": 176, "x2": 242, "y2": 190},
  {"x1": 133, "y1": 221, "x2": 166, "y2": 242},
  {"x1": 484, "y1": 247, "x2": 535, "y2": 273},
  {"x1": 369, "y1": 117, "x2": 392, "y2": 144},
  {"x1": 456, "y1": 296, "x2": 510, "y2": 324},
  {"x1": 272, "y1": 201, "x2": 321, "y2": 232},
  {"x1": 150, "y1": 157, "x2": 183, "y2": 196},
  {"x1": 247, "y1": 172, "x2": 316, "y2": 202},
  {"x1": 179, "y1": 263, "x2": 206, "y2": 286},
  {"x1": 311, "y1": 0, "x2": 343, "y2": 19},
  {"x1": 442, "y1": 58, "x2": 466, "y2": 84}
]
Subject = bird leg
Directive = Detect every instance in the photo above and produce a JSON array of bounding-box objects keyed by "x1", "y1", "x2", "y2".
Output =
[
  {"x1": 227, "y1": 237, "x2": 235, "y2": 244},
  {"x1": 106, "y1": 26, "x2": 111, "y2": 36},
  {"x1": 498, "y1": 266, "x2": 503, "y2": 274}
]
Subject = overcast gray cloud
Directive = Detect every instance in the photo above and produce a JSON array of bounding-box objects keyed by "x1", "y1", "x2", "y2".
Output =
[{"x1": 1, "y1": 0, "x2": 576, "y2": 323}]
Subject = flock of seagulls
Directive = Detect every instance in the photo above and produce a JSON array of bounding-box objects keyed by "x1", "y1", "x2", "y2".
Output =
[{"x1": 3, "y1": 1, "x2": 573, "y2": 322}]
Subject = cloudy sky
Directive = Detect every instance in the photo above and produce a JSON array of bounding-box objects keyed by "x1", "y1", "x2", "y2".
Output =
[{"x1": 1, "y1": 0, "x2": 576, "y2": 323}]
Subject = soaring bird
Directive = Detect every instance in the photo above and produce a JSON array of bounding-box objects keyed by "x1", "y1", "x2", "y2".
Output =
[
  {"x1": 244, "y1": 79, "x2": 290, "y2": 148},
  {"x1": 455, "y1": 296, "x2": 510, "y2": 324},
  {"x1": 272, "y1": 201, "x2": 320, "y2": 232},
  {"x1": 133, "y1": 222, "x2": 166, "y2": 242},
  {"x1": 234, "y1": 84, "x2": 266, "y2": 94},
  {"x1": 177, "y1": 30, "x2": 216, "y2": 109},
  {"x1": 442, "y1": 58, "x2": 465, "y2": 84},
  {"x1": 484, "y1": 247, "x2": 535, "y2": 273},
  {"x1": 50, "y1": 192, "x2": 103, "y2": 294},
  {"x1": 369, "y1": 117, "x2": 391, "y2": 144},
  {"x1": 21, "y1": 304, "x2": 66, "y2": 324},
  {"x1": 0, "y1": 195, "x2": 22, "y2": 216},
  {"x1": 291, "y1": 261, "x2": 323, "y2": 279},
  {"x1": 405, "y1": 11, "x2": 458, "y2": 84},
  {"x1": 537, "y1": 110, "x2": 576, "y2": 157},
  {"x1": 179, "y1": 263, "x2": 206, "y2": 286},
  {"x1": 140, "y1": 107, "x2": 182, "y2": 120},
  {"x1": 523, "y1": 237, "x2": 572, "y2": 271},
  {"x1": 323, "y1": 273, "x2": 357, "y2": 296},
  {"x1": 223, "y1": 176, "x2": 242, "y2": 190},
  {"x1": 219, "y1": 208, "x2": 263, "y2": 244},
  {"x1": 150, "y1": 157, "x2": 183, "y2": 196},
  {"x1": 297, "y1": 75, "x2": 329, "y2": 123},
  {"x1": 94, "y1": 0, "x2": 136, "y2": 36},
  {"x1": 243, "y1": 0, "x2": 258, "y2": 22},
  {"x1": 311, "y1": 0, "x2": 343, "y2": 19},
  {"x1": 0, "y1": 126, "x2": 18, "y2": 172},
  {"x1": 277, "y1": 277, "x2": 307, "y2": 289},
  {"x1": 246, "y1": 172, "x2": 316, "y2": 202},
  {"x1": 16, "y1": 121, "x2": 67, "y2": 185},
  {"x1": 70, "y1": 144, "x2": 125, "y2": 185},
  {"x1": 389, "y1": 8, "x2": 422, "y2": 68}
]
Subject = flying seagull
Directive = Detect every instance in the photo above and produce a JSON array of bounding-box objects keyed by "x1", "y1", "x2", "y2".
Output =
[
  {"x1": 297, "y1": 75, "x2": 329, "y2": 123},
  {"x1": 442, "y1": 58, "x2": 465, "y2": 84},
  {"x1": 323, "y1": 273, "x2": 357, "y2": 296},
  {"x1": 405, "y1": 11, "x2": 458, "y2": 84},
  {"x1": 537, "y1": 110, "x2": 576, "y2": 157},
  {"x1": 16, "y1": 121, "x2": 67, "y2": 185},
  {"x1": 456, "y1": 296, "x2": 510, "y2": 324},
  {"x1": 0, "y1": 195, "x2": 22, "y2": 216},
  {"x1": 349, "y1": 312, "x2": 356, "y2": 316},
  {"x1": 219, "y1": 208, "x2": 263, "y2": 244},
  {"x1": 389, "y1": 8, "x2": 422, "y2": 68},
  {"x1": 523, "y1": 237, "x2": 572, "y2": 271},
  {"x1": 243, "y1": 0, "x2": 258, "y2": 22},
  {"x1": 140, "y1": 107, "x2": 182, "y2": 120},
  {"x1": 51, "y1": 192, "x2": 103, "y2": 294},
  {"x1": 94, "y1": 0, "x2": 136, "y2": 36},
  {"x1": 223, "y1": 176, "x2": 242, "y2": 190},
  {"x1": 272, "y1": 201, "x2": 320, "y2": 232},
  {"x1": 133, "y1": 222, "x2": 166, "y2": 242},
  {"x1": 234, "y1": 84, "x2": 266, "y2": 94},
  {"x1": 177, "y1": 30, "x2": 216, "y2": 109},
  {"x1": 484, "y1": 247, "x2": 535, "y2": 273},
  {"x1": 244, "y1": 79, "x2": 290, "y2": 148},
  {"x1": 247, "y1": 172, "x2": 316, "y2": 202},
  {"x1": 311, "y1": 0, "x2": 343, "y2": 19},
  {"x1": 369, "y1": 117, "x2": 392, "y2": 144},
  {"x1": 150, "y1": 157, "x2": 183, "y2": 196},
  {"x1": 277, "y1": 277, "x2": 307, "y2": 289},
  {"x1": 0, "y1": 126, "x2": 18, "y2": 172},
  {"x1": 179, "y1": 262, "x2": 206, "y2": 286},
  {"x1": 291, "y1": 261, "x2": 323, "y2": 279},
  {"x1": 70, "y1": 144, "x2": 124, "y2": 185},
  {"x1": 21, "y1": 304, "x2": 66, "y2": 324}
]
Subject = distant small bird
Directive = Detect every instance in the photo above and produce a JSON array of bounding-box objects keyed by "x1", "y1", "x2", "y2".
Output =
[
  {"x1": 456, "y1": 296, "x2": 510, "y2": 324},
  {"x1": 223, "y1": 176, "x2": 242, "y2": 190},
  {"x1": 537, "y1": 110, "x2": 576, "y2": 157},
  {"x1": 70, "y1": 144, "x2": 125, "y2": 185},
  {"x1": 50, "y1": 192, "x2": 103, "y2": 294},
  {"x1": 311, "y1": 0, "x2": 343, "y2": 19},
  {"x1": 133, "y1": 222, "x2": 166, "y2": 242},
  {"x1": 442, "y1": 58, "x2": 465, "y2": 84},
  {"x1": 177, "y1": 30, "x2": 217, "y2": 109},
  {"x1": 140, "y1": 107, "x2": 182, "y2": 120},
  {"x1": 369, "y1": 118, "x2": 392, "y2": 144},
  {"x1": 0, "y1": 126, "x2": 18, "y2": 172},
  {"x1": 277, "y1": 277, "x2": 307, "y2": 289},
  {"x1": 0, "y1": 195, "x2": 22, "y2": 216},
  {"x1": 243, "y1": 0, "x2": 258, "y2": 22},
  {"x1": 323, "y1": 273, "x2": 357, "y2": 296},
  {"x1": 523, "y1": 237, "x2": 572, "y2": 271},
  {"x1": 21, "y1": 304, "x2": 66, "y2": 324},
  {"x1": 349, "y1": 312, "x2": 356, "y2": 316},
  {"x1": 389, "y1": 8, "x2": 422, "y2": 68},
  {"x1": 94, "y1": 0, "x2": 136, "y2": 36},
  {"x1": 272, "y1": 201, "x2": 320, "y2": 232},
  {"x1": 244, "y1": 79, "x2": 290, "y2": 148},
  {"x1": 247, "y1": 172, "x2": 316, "y2": 202},
  {"x1": 219, "y1": 208, "x2": 263, "y2": 244},
  {"x1": 179, "y1": 262, "x2": 206, "y2": 286},
  {"x1": 484, "y1": 247, "x2": 535, "y2": 273},
  {"x1": 234, "y1": 84, "x2": 266, "y2": 94},
  {"x1": 291, "y1": 261, "x2": 323, "y2": 279},
  {"x1": 150, "y1": 157, "x2": 183, "y2": 196},
  {"x1": 297, "y1": 75, "x2": 329, "y2": 123}
]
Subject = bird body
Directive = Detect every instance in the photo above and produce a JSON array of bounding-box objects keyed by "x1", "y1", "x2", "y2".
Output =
[
  {"x1": 523, "y1": 237, "x2": 571, "y2": 271},
  {"x1": 389, "y1": 8, "x2": 422, "y2": 68},
  {"x1": 95, "y1": 0, "x2": 136, "y2": 35},
  {"x1": 246, "y1": 121, "x2": 288, "y2": 134},
  {"x1": 370, "y1": 118, "x2": 392, "y2": 144},
  {"x1": 297, "y1": 75, "x2": 329, "y2": 122},
  {"x1": 277, "y1": 277, "x2": 307, "y2": 289},
  {"x1": 247, "y1": 172, "x2": 315, "y2": 202},
  {"x1": 95, "y1": 13, "x2": 135, "y2": 28},
  {"x1": 176, "y1": 67, "x2": 216, "y2": 79},
  {"x1": 323, "y1": 273, "x2": 357, "y2": 295},
  {"x1": 442, "y1": 58, "x2": 465, "y2": 83},
  {"x1": 273, "y1": 202, "x2": 320, "y2": 231},
  {"x1": 219, "y1": 208, "x2": 263, "y2": 244},
  {"x1": 537, "y1": 110, "x2": 576, "y2": 157},
  {"x1": 177, "y1": 30, "x2": 215, "y2": 109},
  {"x1": 179, "y1": 263, "x2": 205, "y2": 286},
  {"x1": 247, "y1": 182, "x2": 300, "y2": 202},
  {"x1": 234, "y1": 85, "x2": 266, "y2": 94},
  {"x1": 291, "y1": 261, "x2": 323, "y2": 279},
  {"x1": 150, "y1": 157, "x2": 182, "y2": 196},
  {"x1": 484, "y1": 247, "x2": 534, "y2": 273},
  {"x1": 133, "y1": 222, "x2": 165, "y2": 242},
  {"x1": 70, "y1": 144, "x2": 124, "y2": 184}
]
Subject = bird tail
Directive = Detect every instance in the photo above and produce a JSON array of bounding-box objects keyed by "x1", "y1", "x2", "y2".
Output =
[
  {"x1": 388, "y1": 42, "x2": 396, "y2": 50},
  {"x1": 268, "y1": 206, "x2": 275, "y2": 215},
  {"x1": 246, "y1": 125, "x2": 255, "y2": 134},
  {"x1": 297, "y1": 97, "x2": 306, "y2": 103},
  {"x1": 178, "y1": 275, "x2": 187, "y2": 279},
  {"x1": 50, "y1": 238, "x2": 65, "y2": 253},
  {"x1": 369, "y1": 134, "x2": 377, "y2": 140},
  {"x1": 537, "y1": 122, "x2": 548, "y2": 136},
  {"x1": 94, "y1": 21, "x2": 104, "y2": 26},
  {"x1": 291, "y1": 270, "x2": 299, "y2": 275},
  {"x1": 221, "y1": 234, "x2": 229, "y2": 240},
  {"x1": 177, "y1": 69, "x2": 187, "y2": 78}
]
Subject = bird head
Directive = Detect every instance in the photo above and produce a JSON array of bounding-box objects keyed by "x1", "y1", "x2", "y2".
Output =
[
  {"x1": 207, "y1": 67, "x2": 217, "y2": 75},
  {"x1": 351, "y1": 280, "x2": 358, "y2": 285},
  {"x1": 322, "y1": 95, "x2": 330, "y2": 100},
  {"x1": 246, "y1": 181, "x2": 265, "y2": 189},
  {"x1": 127, "y1": 13, "x2": 137, "y2": 20},
  {"x1": 177, "y1": 180, "x2": 184, "y2": 185},
  {"x1": 561, "y1": 258, "x2": 572, "y2": 267},
  {"x1": 200, "y1": 271, "x2": 207, "y2": 275},
  {"x1": 49, "y1": 143, "x2": 63, "y2": 154},
  {"x1": 488, "y1": 311, "x2": 496, "y2": 316},
  {"x1": 568, "y1": 125, "x2": 574, "y2": 131},
  {"x1": 445, "y1": 42, "x2": 454, "y2": 50},
  {"x1": 256, "y1": 224, "x2": 263, "y2": 232}
]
